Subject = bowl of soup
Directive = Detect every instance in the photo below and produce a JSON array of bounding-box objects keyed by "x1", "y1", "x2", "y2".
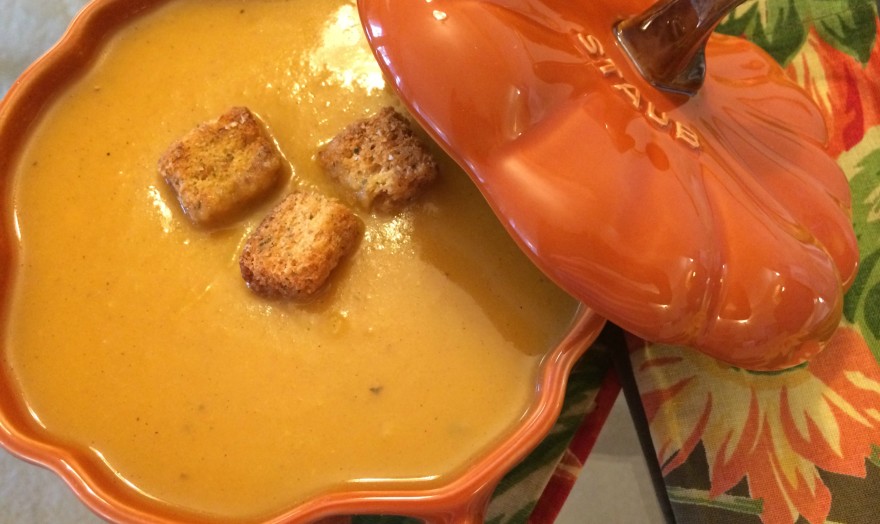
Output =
[{"x1": 0, "y1": 0, "x2": 605, "y2": 522}]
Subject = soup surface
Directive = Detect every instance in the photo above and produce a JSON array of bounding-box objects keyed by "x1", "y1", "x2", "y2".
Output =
[{"x1": 4, "y1": 0, "x2": 579, "y2": 520}]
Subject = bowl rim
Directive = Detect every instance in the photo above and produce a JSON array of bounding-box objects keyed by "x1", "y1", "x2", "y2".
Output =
[{"x1": 0, "y1": 0, "x2": 607, "y2": 522}]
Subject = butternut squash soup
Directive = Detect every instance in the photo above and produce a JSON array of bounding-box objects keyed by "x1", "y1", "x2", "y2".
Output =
[{"x1": 4, "y1": 0, "x2": 580, "y2": 520}]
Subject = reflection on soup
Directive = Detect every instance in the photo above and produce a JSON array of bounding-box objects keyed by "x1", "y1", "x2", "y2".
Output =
[{"x1": 5, "y1": 0, "x2": 580, "y2": 520}]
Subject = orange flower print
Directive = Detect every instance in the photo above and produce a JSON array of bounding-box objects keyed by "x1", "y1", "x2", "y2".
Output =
[{"x1": 633, "y1": 325, "x2": 880, "y2": 524}]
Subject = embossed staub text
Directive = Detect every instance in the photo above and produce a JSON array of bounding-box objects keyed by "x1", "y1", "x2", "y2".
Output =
[{"x1": 575, "y1": 33, "x2": 701, "y2": 150}]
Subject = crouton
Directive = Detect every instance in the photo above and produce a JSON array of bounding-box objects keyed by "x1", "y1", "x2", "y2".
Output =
[
  {"x1": 239, "y1": 191, "x2": 361, "y2": 298},
  {"x1": 158, "y1": 107, "x2": 283, "y2": 225},
  {"x1": 317, "y1": 107, "x2": 438, "y2": 212}
]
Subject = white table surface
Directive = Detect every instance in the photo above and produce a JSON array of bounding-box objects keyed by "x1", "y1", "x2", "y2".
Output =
[{"x1": 0, "y1": 2, "x2": 665, "y2": 521}]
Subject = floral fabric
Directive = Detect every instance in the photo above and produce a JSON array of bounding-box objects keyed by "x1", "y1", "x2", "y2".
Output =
[{"x1": 630, "y1": 2, "x2": 880, "y2": 523}]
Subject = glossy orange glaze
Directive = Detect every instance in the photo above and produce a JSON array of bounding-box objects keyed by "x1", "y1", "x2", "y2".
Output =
[{"x1": 359, "y1": 0, "x2": 858, "y2": 370}]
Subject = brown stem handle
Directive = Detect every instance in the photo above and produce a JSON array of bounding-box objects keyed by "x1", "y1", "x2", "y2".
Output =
[{"x1": 615, "y1": 0, "x2": 747, "y2": 96}]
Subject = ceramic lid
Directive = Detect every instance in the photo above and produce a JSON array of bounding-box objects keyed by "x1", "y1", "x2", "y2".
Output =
[{"x1": 358, "y1": 0, "x2": 859, "y2": 370}]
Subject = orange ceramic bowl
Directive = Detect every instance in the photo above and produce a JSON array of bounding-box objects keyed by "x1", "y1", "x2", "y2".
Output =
[{"x1": 0, "y1": 0, "x2": 605, "y2": 522}]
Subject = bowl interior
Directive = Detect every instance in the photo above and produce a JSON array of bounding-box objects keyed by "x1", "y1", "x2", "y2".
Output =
[{"x1": 0, "y1": 1, "x2": 605, "y2": 522}]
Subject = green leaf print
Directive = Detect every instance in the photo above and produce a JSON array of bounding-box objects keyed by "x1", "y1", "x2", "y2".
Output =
[
  {"x1": 667, "y1": 487, "x2": 764, "y2": 515},
  {"x1": 808, "y1": 0, "x2": 878, "y2": 64},
  {"x1": 841, "y1": 128, "x2": 880, "y2": 362},
  {"x1": 717, "y1": 0, "x2": 878, "y2": 66},
  {"x1": 716, "y1": 0, "x2": 807, "y2": 65},
  {"x1": 843, "y1": 249, "x2": 880, "y2": 323},
  {"x1": 864, "y1": 281, "x2": 880, "y2": 341}
]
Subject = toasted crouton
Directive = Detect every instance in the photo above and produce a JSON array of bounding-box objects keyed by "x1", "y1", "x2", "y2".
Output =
[
  {"x1": 239, "y1": 191, "x2": 361, "y2": 298},
  {"x1": 158, "y1": 107, "x2": 283, "y2": 225},
  {"x1": 317, "y1": 107, "x2": 438, "y2": 212}
]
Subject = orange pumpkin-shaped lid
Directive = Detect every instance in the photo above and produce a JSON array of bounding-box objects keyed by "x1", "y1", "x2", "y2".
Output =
[{"x1": 358, "y1": 0, "x2": 858, "y2": 370}]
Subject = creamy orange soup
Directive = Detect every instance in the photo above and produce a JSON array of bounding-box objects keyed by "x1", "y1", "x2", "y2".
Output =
[{"x1": 5, "y1": 0, "x2": 579, "y2": 520}]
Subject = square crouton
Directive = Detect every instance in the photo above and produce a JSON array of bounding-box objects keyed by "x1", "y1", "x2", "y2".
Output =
[
  {"x1": 239, "y1": 191, "x2": 361, "y2": 298},
  {"x1": 158, "y1": 107, "x2": 283, "y2": 225},
  {"x1": 317, "y1": 107, "x2": 438, "y2": 212}
]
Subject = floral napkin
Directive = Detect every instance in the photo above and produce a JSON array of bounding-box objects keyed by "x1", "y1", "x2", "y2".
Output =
[{"x1": 627, "y1": 2, "x2": 880, "y2": 523}]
